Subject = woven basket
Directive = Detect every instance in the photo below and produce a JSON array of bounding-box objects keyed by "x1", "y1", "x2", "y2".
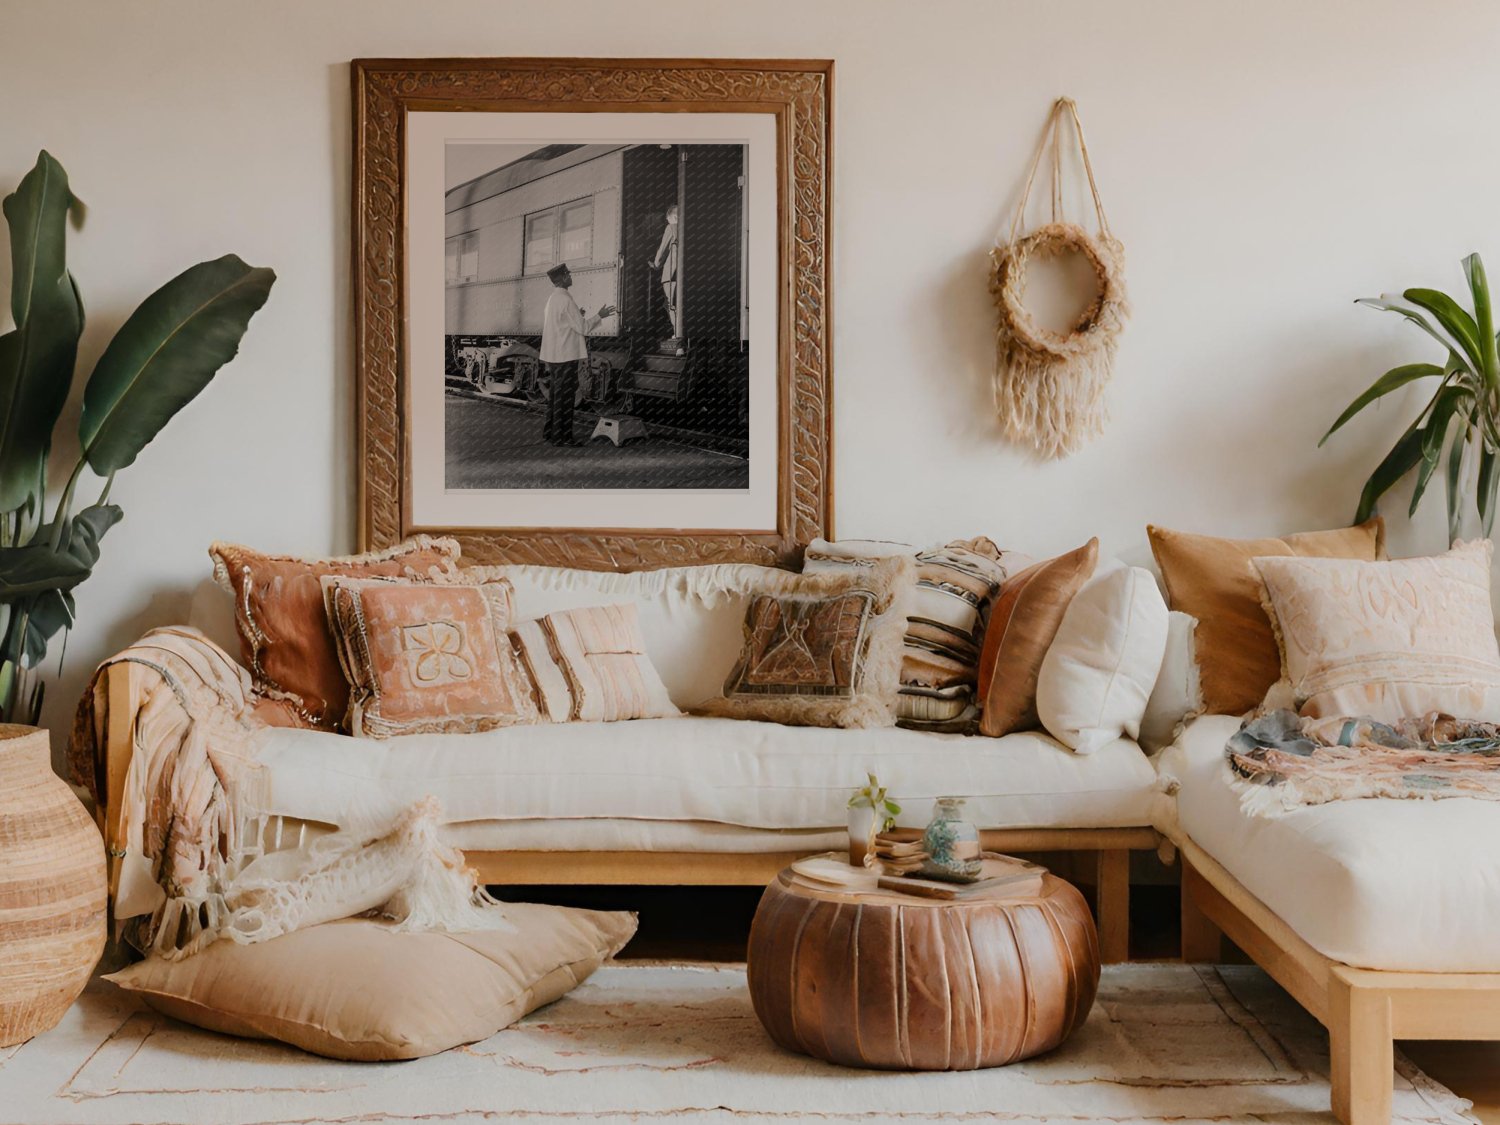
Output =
[{"x1": 0, "y1": 724, "x2": 106, "y2": 1046}]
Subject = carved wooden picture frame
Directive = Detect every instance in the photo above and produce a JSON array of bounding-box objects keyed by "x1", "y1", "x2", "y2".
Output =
[{"x1": 352, "y1": 58, "x2": 833, "y2": 569}]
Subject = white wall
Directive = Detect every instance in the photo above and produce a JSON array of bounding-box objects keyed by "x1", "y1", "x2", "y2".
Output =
[{"x1": 2, "y1": 0, "x2": 1496, "y2": 745}]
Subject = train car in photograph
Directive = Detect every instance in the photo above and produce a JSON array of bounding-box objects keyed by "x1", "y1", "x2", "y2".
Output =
[{"x1": 444, "y1": 142, "x2": 749, "y2": 442}]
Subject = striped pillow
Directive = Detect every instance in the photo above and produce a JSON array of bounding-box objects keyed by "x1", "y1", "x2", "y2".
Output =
[
  {"x1": 511, "y1": 603, "x2": 679, "y2": 723},
  {"x1": 804, "y1": 538, "x2": 1025, "y2": 731}
]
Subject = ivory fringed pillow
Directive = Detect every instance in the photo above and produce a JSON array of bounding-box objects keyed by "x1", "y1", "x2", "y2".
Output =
[
  {"x1": 1254, "y1": 540, "x2": 1500, "y2": 723},
  {"x1": 510, "y1": 603, "x2": 680, "y2": 723},
  {"x1": 699, "y1": 555, "x2": 915, "y2": 729},
  {"x1": 210, "y1": 537, "x2": 462, "y2": 730},
  {"x1": 322, "y1": 575, "x2": 539, "y2": 738}
]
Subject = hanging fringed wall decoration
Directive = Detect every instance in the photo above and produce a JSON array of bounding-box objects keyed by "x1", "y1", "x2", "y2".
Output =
[{"x1": 990, "y1": 97, "x2": 1129, "y2": 460}]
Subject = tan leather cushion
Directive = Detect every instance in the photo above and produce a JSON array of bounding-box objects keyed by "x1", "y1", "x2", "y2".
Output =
[
  {"x1": 1147, "y1": 518, "x2": 1385, "y2": 716},
  {"x1": 210, "y1": 537, "x2": 461, "y2": 730},
  {"x1": 322, "y1": 575, "x2": 540, "y2": 738},
  {"x1": 977, "y1": 539, "x2": 1099, "y2": 737},
  {"x1": 105, "y1": 904, "x2": 637, "y2": 1061}
]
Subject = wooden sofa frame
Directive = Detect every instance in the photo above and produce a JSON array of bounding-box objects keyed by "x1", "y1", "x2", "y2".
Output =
[
  {"x1": 1179, "y1": 835, "x2": 1500, "y2": 1125},
  {"x1": 99, "y1": 661, "x2": 1156, "y2": 963}
]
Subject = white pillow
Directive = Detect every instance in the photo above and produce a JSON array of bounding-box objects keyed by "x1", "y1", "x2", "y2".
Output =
[
  {"x1": 1138, "y1": 611, "x2": 1202, "y2": 752},
  {"x1": 1036, "y1": 564, "x2": 1169, "y2": 754}
]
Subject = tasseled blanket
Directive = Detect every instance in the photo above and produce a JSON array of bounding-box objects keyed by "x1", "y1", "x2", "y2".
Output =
[
  {"x1": 1226, "y1": 708, "x2": 1500, "y2": 816},
  {"x1": 69, "y1": 627, "x2": 510, "y2": 960}
]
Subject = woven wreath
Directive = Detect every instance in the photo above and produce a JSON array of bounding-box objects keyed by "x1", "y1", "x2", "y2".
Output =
[{"x1": 991, "y1": 100, "x2": 1129, "y2": 460}]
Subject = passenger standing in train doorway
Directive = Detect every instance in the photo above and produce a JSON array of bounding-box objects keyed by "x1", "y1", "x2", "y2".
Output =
[
  {"x1": 540, "y1": 263, "x2": 616, "y2": 446},
  {"x1": 651, "y1": 203, "x2": 683, "y2": 355}
]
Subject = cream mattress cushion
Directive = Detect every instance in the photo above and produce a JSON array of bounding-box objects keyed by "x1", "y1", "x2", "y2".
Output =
[
  {"x1": 249, "y1": 716, "x2": 1158, "y2": 833},
  {"x1": 1158, "y1": 714, "x2": 1500, "y2": 972}
]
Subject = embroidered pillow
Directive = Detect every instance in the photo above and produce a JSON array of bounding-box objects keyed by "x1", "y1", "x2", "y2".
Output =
[
  {"x1": 700, "y1": 555, "x2": 915, "y2": 729},
  {"x1": 803, "y1": 537, "x2": 1026, "y2": 731},
  {"x1": 210, "y1": 537, "x2": 461, "y2": 730},
  {"x1": 510, "y1": 603, "x2": 679, "y2": 723},
  {"x1": 976, "y1": 538, "x2": 1099, "y2": 738},
  {"x1": 1147, "y1": 519, "x2": 1385, "y2": 716},
  {"x1": 322, "y1": 575, "x2": 539, "y2": 738},
  {"x1": 1254, "y1": 540, "x2": 1500, "y2": 723}
]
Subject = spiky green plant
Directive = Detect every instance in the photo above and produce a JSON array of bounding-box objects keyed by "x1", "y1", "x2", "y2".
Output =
[
  {"x1": 0, "y1": 151, "x2": 274, "y2": 724},
  {"x1": 1323, "y1": 253, "x2": 1500, "y2": 544}
]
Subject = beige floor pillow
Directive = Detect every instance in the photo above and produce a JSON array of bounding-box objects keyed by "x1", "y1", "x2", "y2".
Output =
[{"x1": 105, "y1": 903, "x2": 636, "y2": 1061}]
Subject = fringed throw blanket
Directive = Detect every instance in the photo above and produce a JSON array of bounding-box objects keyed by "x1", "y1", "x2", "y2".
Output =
[
  {"x1": 70, "y1": 627, "x2": 509, "y2": 959},
  {"x1": 1227, "y1": 708, "x2": 1500, "y2": 816}
]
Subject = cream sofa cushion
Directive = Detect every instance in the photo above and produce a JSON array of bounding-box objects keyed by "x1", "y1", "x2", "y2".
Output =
[
  {"x1": 1138, "y1": 611, "x2": 1202, "y2": 752},
  {"x1": 105, "y1": 903, "x2": 637, "y2": 1060},
  {"x1": 248, "y1": 715, "x2": 1159, "y2": 831},
  {"x1": 1036, "y1": 564, "x2": 1169, "y2": 754},
  {"x1": 1254, "y1": 540, "x2": 1500, "y2": 721}
]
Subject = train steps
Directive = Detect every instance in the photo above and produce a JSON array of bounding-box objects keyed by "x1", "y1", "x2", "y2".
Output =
[{"x1": 626, "y1": 351, "x2": 688, "y2": 399}]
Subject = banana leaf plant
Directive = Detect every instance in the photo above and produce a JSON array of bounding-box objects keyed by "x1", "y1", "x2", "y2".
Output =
[
  {"x1": 1323, "y1": 253, "x2": 1500, "y2": 545},
  {"x1": 0, "y1": 151, "x2": 274, "y2": 725}
]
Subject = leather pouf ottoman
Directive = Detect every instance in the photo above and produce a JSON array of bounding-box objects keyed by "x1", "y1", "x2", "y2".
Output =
[{"x1": 747, "y1": 865, "x2": 1099, "y2": 1070}]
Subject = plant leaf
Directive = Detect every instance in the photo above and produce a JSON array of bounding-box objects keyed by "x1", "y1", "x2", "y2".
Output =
[
  {"x1": 1463, "y1": 253, "x2": 1499, "y2": 389},
  {"x1": 0, "y1": 151, "x2": 84, "y2": 512},
  {"x1": 1355, "y1": 421, "x2": 1426, "y2": 524},
  {"x1": 1357, "y1": 295, "x2": 1473, "y2": 367},
  {"x1": 1481, "y1": 447, "x2": 1500, "y2": 536},
  {"x1": 1404, "y1": 287, "x2": 1484, "y2": 372},
  {"x1": 1410, "y1": 387, "x2": 1469, "y2": 517},
  {"x1": 0, "y1": 542, "x2": 91, "y2": 598},
  {"x1": 79, "y1": 254, "x2": 274, "y2": 474},
  {"x1": 1446, "y1": 414, "x2": 1470, "y2": 544},
  {"x1": 1320, "y1": 363, "x2": 1443, "y2": 445}
]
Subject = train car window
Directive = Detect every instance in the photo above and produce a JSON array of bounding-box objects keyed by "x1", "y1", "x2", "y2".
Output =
[
  {"x1": 560, "y1": 200, "x2": 593, "y2": 263},
  {"x1": 445, "y1": 233, "x2": 479, "y2": 285},
  {"x1": 524, "y1": 212, "x2": 557, "y2": 275}
]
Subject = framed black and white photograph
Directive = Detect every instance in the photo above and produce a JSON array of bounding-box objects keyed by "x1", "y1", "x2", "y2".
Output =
[{"x1": 353, "y1": 59, "x2": 834, "y2": 569}]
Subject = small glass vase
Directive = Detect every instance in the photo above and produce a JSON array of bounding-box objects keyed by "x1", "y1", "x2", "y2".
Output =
[{"x1": 921, "y1": 797, "x2": 983, "y2": 882}]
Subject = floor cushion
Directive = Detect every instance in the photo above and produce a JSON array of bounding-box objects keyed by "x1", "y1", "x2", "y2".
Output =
[
  {"x1": 1159, "y1": 714, "x2": 1500, "y2": 972},
  {"x1": 105, "y1": 903, "x2": 637, "y2": 1060}
]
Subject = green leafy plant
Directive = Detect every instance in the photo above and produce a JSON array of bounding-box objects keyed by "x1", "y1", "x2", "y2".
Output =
[
  {"x1": 0, "y1": 151, "x2": 274, "y2": 724},
  {"x1": 1323, "y1": 253, "x2": 1500, "y2": 543},
  {"x1": 847, "y1": 772, "x2": 901, "y2": 832}
]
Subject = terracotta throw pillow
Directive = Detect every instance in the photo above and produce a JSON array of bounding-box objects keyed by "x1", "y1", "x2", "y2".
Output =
[
  {"x1": 977, "y1": 539, "x2": 1099, "y2": 738},
  {"x1": 700, "y1": 555, "x2": 915, "y2": 729},
  {"x1": 322, "y1": 575, "x2": 539, "y2": 738},
  {"x1": 210, "y1": 537, "x2": 461, "y2": 729},
  {"x1": 105, "y1": 904, "x2": 637, "y2": 1061},
  {"x1": 1147, "y1": 518, "x2": 1385, "y2": 716},
  {"x1": 510, "y1": 603, "x2": 679, "y2": 723},
  {"x1": 1255, "y1": 540, "x2": 1500, "y2": 722}
]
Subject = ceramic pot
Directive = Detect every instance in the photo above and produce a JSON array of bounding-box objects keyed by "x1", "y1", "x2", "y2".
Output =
[{"x1": 0, "y1": 725, "x2": 106, "y2": 1046}]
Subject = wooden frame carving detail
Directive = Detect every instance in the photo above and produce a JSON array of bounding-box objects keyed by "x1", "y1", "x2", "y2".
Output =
[{"x1": 351, "y1": 58, "x2": 833, "y2": 569}]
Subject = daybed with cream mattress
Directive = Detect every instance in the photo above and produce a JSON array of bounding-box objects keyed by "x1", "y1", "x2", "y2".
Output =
[
  {"x1": 94, "y1": 561, "x2": 1163, "y2": 964},
  {"x1": 1161, "y1": 714, "x2": 1500, "y2": 1125}
]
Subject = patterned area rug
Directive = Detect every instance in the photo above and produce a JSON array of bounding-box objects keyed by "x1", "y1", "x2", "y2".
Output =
[{"x1": 0, "y1": 962, "x2": 1475, "y2": 1124}]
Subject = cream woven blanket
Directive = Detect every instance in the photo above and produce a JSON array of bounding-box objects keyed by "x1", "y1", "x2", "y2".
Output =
[{"x1": 69, "y1": 628, "x2": 509, "y2": 959}]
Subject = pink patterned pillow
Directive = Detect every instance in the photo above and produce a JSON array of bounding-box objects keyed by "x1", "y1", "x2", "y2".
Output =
[
  {"x1": 511, "y1": 604, "x2": 679, "y2": 723},
  {"x1": 322, "y1": 576, "x2": 539, "y2": 738}
]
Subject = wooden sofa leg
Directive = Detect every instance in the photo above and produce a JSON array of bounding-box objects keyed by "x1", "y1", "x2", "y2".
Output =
[
  {"x1": 1179, "y1": 858, "x2": 1224, "y2": 963},
  {"x1": 1328, "y1": 968, "x2": 1393, "y2": 1125},
  {"x1": 1094, "y1": 848, "x2": 1129, "y2": 964}
]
